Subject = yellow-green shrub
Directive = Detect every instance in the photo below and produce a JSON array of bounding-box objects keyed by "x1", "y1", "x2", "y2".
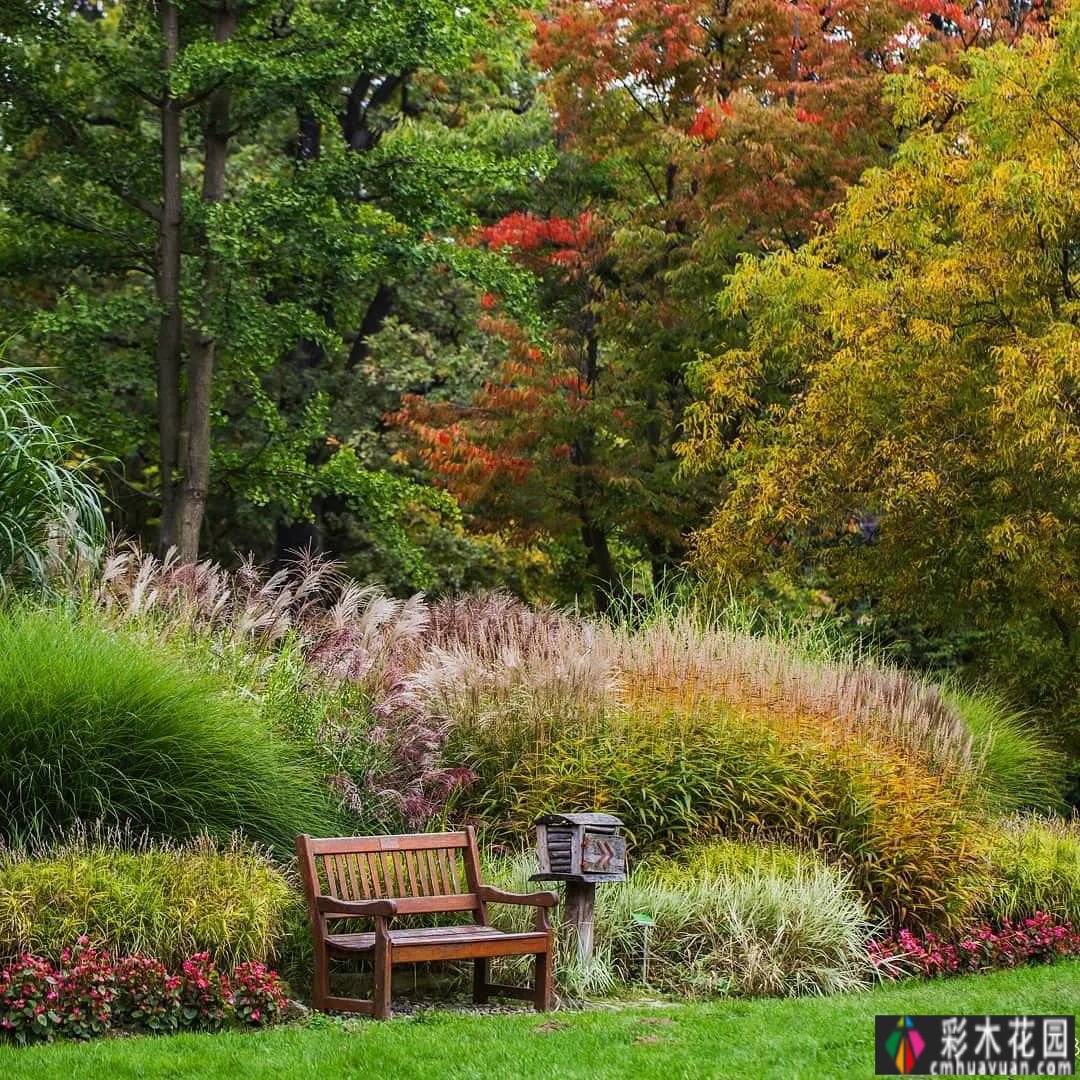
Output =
[
  {"x1": 980, "y1": 815, "x2": 1080, "y2": 925},
  {"x1": 0, "y1": 834, "x2": 299, "y2": 968}
]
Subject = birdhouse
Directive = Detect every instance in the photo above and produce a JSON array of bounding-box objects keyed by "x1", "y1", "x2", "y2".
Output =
[{"x1": 532, "y1": 812, "x2": 627, "y2": 883}]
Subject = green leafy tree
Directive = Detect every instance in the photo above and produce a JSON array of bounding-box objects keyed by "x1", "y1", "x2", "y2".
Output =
[{"x1": 0, "y1": 0, "x2": 540, "y2": 576}]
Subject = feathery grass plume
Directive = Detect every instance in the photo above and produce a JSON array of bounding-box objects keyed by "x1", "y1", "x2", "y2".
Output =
[
  {"x1": 0, "y1": 607, "x2": 341, "y2": 851},
  {"x1": 0, "y1": 825, "x2": 298, "y2": 968},
  {"x1": 87, "y1": 544, "x2": 1061, "y2": 853},
  {"x1": 0, "y1": 366, "x2": 104, "y2": 591}
]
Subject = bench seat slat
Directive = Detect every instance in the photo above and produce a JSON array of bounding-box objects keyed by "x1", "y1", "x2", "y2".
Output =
[{"x1": 326, "y1": 925, "x2": 549, "y2": 964}]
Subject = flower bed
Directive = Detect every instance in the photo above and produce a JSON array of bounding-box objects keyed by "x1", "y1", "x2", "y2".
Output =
[
  {"x1": 870, "y1": 912, "x2": 1080, "y2": 979},
  {"x1": 0, "y1": 939, "x2": 286, "y2": 1044}
]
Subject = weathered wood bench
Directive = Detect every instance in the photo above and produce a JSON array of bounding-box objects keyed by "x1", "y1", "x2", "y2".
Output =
[{"x1": 296, "y1": 828, "x2": 558, "y2": 1019}]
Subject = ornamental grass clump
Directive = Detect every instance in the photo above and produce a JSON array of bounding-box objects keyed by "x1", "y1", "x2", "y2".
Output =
[
  {"x1": 0, "y1": 608, "x2": 340, "y2": 851},
  {"x1": 485, "y1": 843, "x2": 878, "y2": 999},
  {"x1": 980, "y1": 815, "x2": 1080, "y2": 925},
  {"x1": 459, "y1": 707, "x2": 989, "y2": 932},
  {"x1": 89, "y1": 545, "x2": 1061, "y2": 838},
  {"x1": 0, "y1": 831, "x2": 298, "y2": 968}
]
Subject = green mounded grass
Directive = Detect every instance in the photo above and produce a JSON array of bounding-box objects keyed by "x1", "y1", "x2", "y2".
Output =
[
  {"x1": 1, "y1": 962, "x2": 1076, "y2": 1079},
  {"x1": 949, "y1": 688, "x2": 1065, "y2": 813},
  {"x1": 0, "y1": 608, "x2": 341, "y2": 852}
]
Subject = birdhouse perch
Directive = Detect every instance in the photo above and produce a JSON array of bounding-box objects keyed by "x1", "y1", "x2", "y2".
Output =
[{"x1": 532, "y1": 812, "x2": 628, "y2": 964}]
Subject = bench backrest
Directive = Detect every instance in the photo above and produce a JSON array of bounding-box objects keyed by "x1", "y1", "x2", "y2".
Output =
[{"x1": 296, "y1": 828, "x2": 487, "y2": 919}]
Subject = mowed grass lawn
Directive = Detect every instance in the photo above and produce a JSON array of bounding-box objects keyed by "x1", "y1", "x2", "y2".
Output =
[{"x1": 2, "y1": 962, "x2": 1078, "y2": 1080}]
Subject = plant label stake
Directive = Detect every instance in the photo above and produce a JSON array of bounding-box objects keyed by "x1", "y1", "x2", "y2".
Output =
[
  {"x1": 632, "y1": 912, "x2": 655, "y2": 984},
  {"x1": 531, "y1": 812, "x2": 628, "y2": 965}
]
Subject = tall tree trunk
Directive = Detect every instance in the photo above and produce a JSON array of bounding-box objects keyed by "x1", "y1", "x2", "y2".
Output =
[
  {"x1": 175, "y1": 5, "x2": 237, "y2": 560},
  {"x1": 155, "y1": 2, "x2": 183, "y2": 554},
  {"x1": 572, "y1": 305, "x2": 618, "y2": 610}
]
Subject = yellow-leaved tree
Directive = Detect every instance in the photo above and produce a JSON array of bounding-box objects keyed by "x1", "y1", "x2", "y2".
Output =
[{"x1": 681, "y1": 8, "x2": 1080, "y2": 767}]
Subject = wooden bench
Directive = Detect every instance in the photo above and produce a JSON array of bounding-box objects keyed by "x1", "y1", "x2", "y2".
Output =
[{"x1": 296, "y1": 828, "x2": 558, "y2": 1019}]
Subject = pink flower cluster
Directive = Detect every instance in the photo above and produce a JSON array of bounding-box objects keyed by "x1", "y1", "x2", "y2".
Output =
[
  {"x1": 0, "y1": 940, "x2": 286, "y2": 1044},
  {"x1": 871, "y1": 912, "x2": 1080, "y2": 979}
]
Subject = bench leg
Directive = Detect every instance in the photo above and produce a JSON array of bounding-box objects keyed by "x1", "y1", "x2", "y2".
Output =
[
  {"x1": 312, "y1": 949, "x2": 330, "y2": 1012},
  {"x1": 473, "y1": 957, "x2": 489, "y2": 1004},
  {"x1": 534, "y1": 951, "x2": 552, "y2": 1012},
  {"x1": 373, "y1": 934, "x2": 393, "y2": 1020}
]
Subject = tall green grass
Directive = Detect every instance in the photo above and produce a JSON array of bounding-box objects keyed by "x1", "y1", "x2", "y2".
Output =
[
  {"x1": 0, "y1": 366, "x2": 104, "y2": 591},
  {"x1": 980, "y1": 815, "x2": 1080, "y2": 925},
  {"x1": 0, "y1": 608, "x2": 341, "y2": 851}
]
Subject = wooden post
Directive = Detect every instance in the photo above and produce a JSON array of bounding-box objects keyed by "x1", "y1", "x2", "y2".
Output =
[{"x1": 563, "y1": 880, "x2": 597, "y2": 964}]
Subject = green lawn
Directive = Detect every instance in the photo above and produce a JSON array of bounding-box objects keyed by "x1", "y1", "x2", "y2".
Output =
[{"x1": 3, "y1": 963, "x2": 1078, "y2": 1080}]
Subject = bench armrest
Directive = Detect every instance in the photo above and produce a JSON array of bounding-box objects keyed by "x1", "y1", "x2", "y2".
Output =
[
  {"x1": 315, "y1": 895, "x2": 398, "y2": 918},
  {"x1": 479, "y1": 886, "x2": 559, "y2": 908}
]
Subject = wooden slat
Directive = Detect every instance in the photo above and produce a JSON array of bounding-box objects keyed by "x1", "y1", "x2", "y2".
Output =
[
  {"x1": 403, "y1": 850, "x2": 419, "y2": 896},
  {"x1": 326, "y1": 923, "x2": 544, "y2": 952},
  {"x1": 304, "y1": 832, "x2": 467, "y2": 855},
  {"x1": 322, "y1": 855, "x2": 341, "y2": 897},
  {"x1": 443, "y1": 849, "x2": 461, "y2": 893},
  {"x1": 391, "y1": 851, "x2": 407, "y2": 895},
  {"x1": 392, "y1": 893, "x2": 478, "y2": 915},
  {"x1": 380, "y1": 850, "x2": 397, "y2": 897},
  {"x1": 335, "y1": 854, "x2": 353, "y2": 900},
  {"x1": 343, "y1": 853, "x2": 362, "y2": 901},
  {"x1": 366, "y1": 852, "x2": 384, "y2": 897},
  {"x1": 413, "y1": 849, "x2": 430, "y2": 895},
  {"x1": 433, "y1": 847, "x2": 449, "y2": 893},
  {"x1": 395, "y1": 936, "x2": 548, "y2": 963},
  {"x1": 354, "y1": 852, "x2": 372, "y2": 898},
  {"x1": 425, "y1": 849, "x2": 441, "y2": 894}
]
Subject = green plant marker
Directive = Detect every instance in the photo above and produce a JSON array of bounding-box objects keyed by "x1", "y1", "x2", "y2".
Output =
[{"x1": 632, "y1": 913, "x2": 655, "y2": 984}]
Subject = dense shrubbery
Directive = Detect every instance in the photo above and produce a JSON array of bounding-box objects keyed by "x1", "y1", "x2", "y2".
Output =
[
  {"x1": 0, "y1": 608, "x2": 340, "y2": 850},
  {"x1": 0, "y1": 833, "x2": 298, "y2": 968},
  {"x1": 0, "y1": 942, "x2": 286, "y2": 1044},
  {"x1": 90, "y1": 550, "x2": 1066, "y2": 937}
]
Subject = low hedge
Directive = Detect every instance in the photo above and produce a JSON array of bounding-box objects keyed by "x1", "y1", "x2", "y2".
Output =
[
  {"x1": 0, "y1": 834, "x2": 300, "y2": 969},
  {"x1": 980, "y1": 814, "x2": 1080, "y2": 925}
]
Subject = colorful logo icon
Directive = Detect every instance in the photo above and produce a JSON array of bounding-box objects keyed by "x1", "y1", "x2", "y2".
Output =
[{"x1": 885, "y1": 1016, "x2": 926, "y2": 1074}]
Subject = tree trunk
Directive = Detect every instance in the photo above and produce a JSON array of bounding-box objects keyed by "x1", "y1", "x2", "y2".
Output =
[
  {"x1": 174, "y1": 5, "x2": 237, "y2": 560},
  {"x1": 572, "y1": 307, "x2": 618, "y2": 610},
  {"x1": 155, "y1": 2, "x2": 183, "y2": 554}
]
